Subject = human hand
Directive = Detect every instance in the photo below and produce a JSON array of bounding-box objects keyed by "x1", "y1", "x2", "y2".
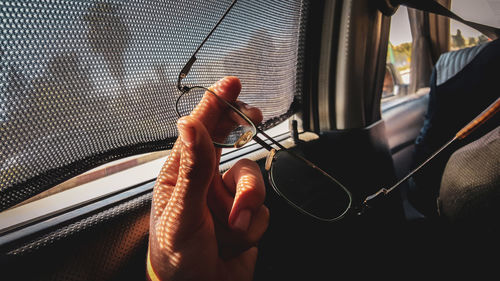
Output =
[{"x1": 148, "y1": 76, "x2": 269, "y2": 281}]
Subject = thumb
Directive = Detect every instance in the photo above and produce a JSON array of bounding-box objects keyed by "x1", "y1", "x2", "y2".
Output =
[{"x1": 161, "y1": 116, "x2": 216, "y2": 237}]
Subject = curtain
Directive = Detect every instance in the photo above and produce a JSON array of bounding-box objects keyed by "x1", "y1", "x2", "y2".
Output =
[{"x1": 408, "y1": 0, "x2": 450, "y2": 93}]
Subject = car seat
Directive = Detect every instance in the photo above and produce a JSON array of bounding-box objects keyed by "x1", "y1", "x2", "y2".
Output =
[
  {"x1": 408, "y1": 39, "x2": 500, "y2": 218},
  {"x1": 437, "y1": 125, "x2": 499, "y2": 226}
]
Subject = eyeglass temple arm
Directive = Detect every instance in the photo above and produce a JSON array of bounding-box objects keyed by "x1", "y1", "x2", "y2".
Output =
[
  {"x1": 362, "y1": 97, "x2": 500, "y2": 209},
  {"x1": 253, "y1": 128, "x2": 288, "y2": 152},
  {"x1": 254, "y1": 128, "x2": 334, "y2": 177},
  {"x1": 177, "y1": 0, "x2": 238, "y2": 91}
]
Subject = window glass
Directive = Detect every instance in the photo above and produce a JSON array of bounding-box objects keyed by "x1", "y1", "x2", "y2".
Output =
[
  {"x1": 13, "y1": 150, "x2": 170, "y2": 208},
  {"x1": 450, "y1": 0, "x2": 494, "y2": 50},
  {"x1": 383, "y1": 7, "x2": 411, "y2": 100},
  {"x1": 12, "y1": 119, "x2": 291, "y2": 209},
  {"x1": 450, "y1": 21, "x2": 489, "y2": 50},
  {"x1": 0, "y1": 0, "x2": 307, "y2": 211}
]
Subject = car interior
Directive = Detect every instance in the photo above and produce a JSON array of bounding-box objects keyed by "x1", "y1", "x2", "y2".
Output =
[{"x1": 1, "y1": 0, "x2": 499, "y2": 280}]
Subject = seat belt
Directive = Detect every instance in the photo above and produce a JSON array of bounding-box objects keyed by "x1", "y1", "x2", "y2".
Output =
[{"x1": 379, "y1": 0, "x2": 500, "y2": 40}]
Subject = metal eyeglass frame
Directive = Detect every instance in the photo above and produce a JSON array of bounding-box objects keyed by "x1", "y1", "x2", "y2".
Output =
[
  {"x1": 175, "y1": 0, "x2": 500, "y2": 221},
  {"x1": 174, "y1": 0, "x2": 353, "y2": 222}
]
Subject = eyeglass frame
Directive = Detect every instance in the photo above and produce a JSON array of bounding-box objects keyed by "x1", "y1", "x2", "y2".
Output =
[
  {"x1": 175, "y1": 0, "x2": 356, "y2": 222},
  {"x1": 175, "y1": 0, "x2": 500, "y2": 222}
]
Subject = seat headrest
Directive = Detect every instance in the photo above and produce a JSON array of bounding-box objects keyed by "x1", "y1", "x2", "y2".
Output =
[{"x1": 434, "y1": 42, "x2": 490, "y2": 86}]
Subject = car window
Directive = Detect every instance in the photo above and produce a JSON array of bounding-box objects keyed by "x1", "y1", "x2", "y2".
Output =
[
  {"x1": 449, "y1": 0, "x2": 496, "y2": 50},
  {"x1": 9, "y1": 119, "x2": 292, "y2": 210},
  {"x1": 382, "y1": 6, "x2": 411, "y2": 101},
  {"x1": 12, "y1": 150, "x2": 169, "y2": 208},
  {"x1": 450, "y1": 21, "x2": 489, "y2": 50},
  {"x1": 0, "y1": 0, "x2": 308, "y2": 213},
  {"x1": 381, "y1": 2, "x2": 491, "y2": 105}
]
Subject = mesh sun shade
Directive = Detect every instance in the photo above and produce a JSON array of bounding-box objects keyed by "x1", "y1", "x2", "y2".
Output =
[{"x1": 0, "y1": 0, "x2": 308, "y2": 211}]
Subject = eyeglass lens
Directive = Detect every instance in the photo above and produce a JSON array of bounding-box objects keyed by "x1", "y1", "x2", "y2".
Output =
[
  {"x1": 269, "y1": 150, "x2": 352, "y2": 221},
  {"x1": 176, "y1": 87, "x2": 256, "y2": 147},
  {"x1": 177, "y1": 86, "x2": 352, "y2": 220}
]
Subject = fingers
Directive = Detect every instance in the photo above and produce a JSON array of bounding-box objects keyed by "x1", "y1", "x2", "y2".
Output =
[
  {"x1": 207, "y1": 158, "x2": 269, "y2": 253},
  {"x1": 216, "y1": 205, "x2": 269, "y2": 260},
  {"x1": 151, "y1": 140, "x2": 182, "y2": 223},
  {"x1": 224, "y1": 159, "x2": 266, "y2": 232},
  {"x1": 219, "y1": 159, "x2": 269, "y2": 239},
  {"x1": 152, "y1": 76, "x2": 268, "y2": 257},
  {"x1": 189, "y1": 77, "x2": 263, "y2": 146},
  {"x1": 245, "y1": 205, "x2": 270, "y2": 246},
  {"x1": 233, "y1": 100, "x2": 263, "y2": 126},
  {"x1": 153, "y1": 76, "x2": 262, "y2": 223},
  {"x1": 191, "y1": 76, "x2": 242, "y2": 134},
  {"x1": 156, "y1": 116, "x2": 217, "y2": 241},
  {"x1": 176, "y1": 116, "x2": 217, "y2": 212}
]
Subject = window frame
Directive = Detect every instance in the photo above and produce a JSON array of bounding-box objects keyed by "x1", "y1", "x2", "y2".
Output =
[{"x1": 0, "y1": 120, "x2": 304, "y2": 236}]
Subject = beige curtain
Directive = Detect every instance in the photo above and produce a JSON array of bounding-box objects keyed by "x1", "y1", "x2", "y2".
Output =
[{"x1": 408, "y1": 0, "x2": 450, "y2": 93}]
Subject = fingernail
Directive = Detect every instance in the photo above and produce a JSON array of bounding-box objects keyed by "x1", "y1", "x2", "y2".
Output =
[
  {"x1": 177, "y1": 118, "x2": 196, "y2": 147},
  {"x1": 232, "y1": 209, "x2": 251, "y2": 232}
]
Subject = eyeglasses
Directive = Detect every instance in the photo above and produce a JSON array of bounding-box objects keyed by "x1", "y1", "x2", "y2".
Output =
[
  {"x1": 175, "y1": 0, "x2": 353, "y2": 222},
  {"x1": 176, "y1": 0, "x2": 500, "y2": 222}
]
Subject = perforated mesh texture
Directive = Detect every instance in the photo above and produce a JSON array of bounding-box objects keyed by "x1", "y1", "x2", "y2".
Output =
[
  {"x1": 0, "y1": 0, "x2": 308, "y2": 210},
  {"x1": 3, "y1": 192, "x2": 151, "y2": 281},
  {"x1": 438, "y1": 126, "x2": 500, "y2": 224}
]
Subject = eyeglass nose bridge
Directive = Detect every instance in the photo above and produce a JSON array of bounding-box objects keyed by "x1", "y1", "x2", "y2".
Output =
[{"x1": 234, "y1": 130, "x2": 254, "y2": 148}]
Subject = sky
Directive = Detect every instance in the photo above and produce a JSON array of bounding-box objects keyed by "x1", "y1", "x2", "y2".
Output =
[
  {"x1": 452, "y1": 0, "x2": 500, "y2": 28},
  {"x1": 389, "y1": 0, "x2": 500, "y2": 46},
  {"x1": 389, "y1": 6, "x2": 412, "y2": 46},
  {"x1": 450, "y1": 0, "x2": 500, "y2": 38}
]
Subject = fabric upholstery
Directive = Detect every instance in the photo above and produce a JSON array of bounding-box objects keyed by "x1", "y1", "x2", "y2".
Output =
[
  {"x1": 408, "y1": 39, "x2": 500, "y2": 217},
  {"x1": 437, "y1": 126, "x2": 500, "y2": 224},
  {"x1": 435, "y1": 43, "x2": 488, "y2": 86}
]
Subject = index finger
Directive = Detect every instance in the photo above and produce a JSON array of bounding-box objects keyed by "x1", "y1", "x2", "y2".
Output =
[{"x1": 190, "y1": 76, "x2": 242, "y2": 134}]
